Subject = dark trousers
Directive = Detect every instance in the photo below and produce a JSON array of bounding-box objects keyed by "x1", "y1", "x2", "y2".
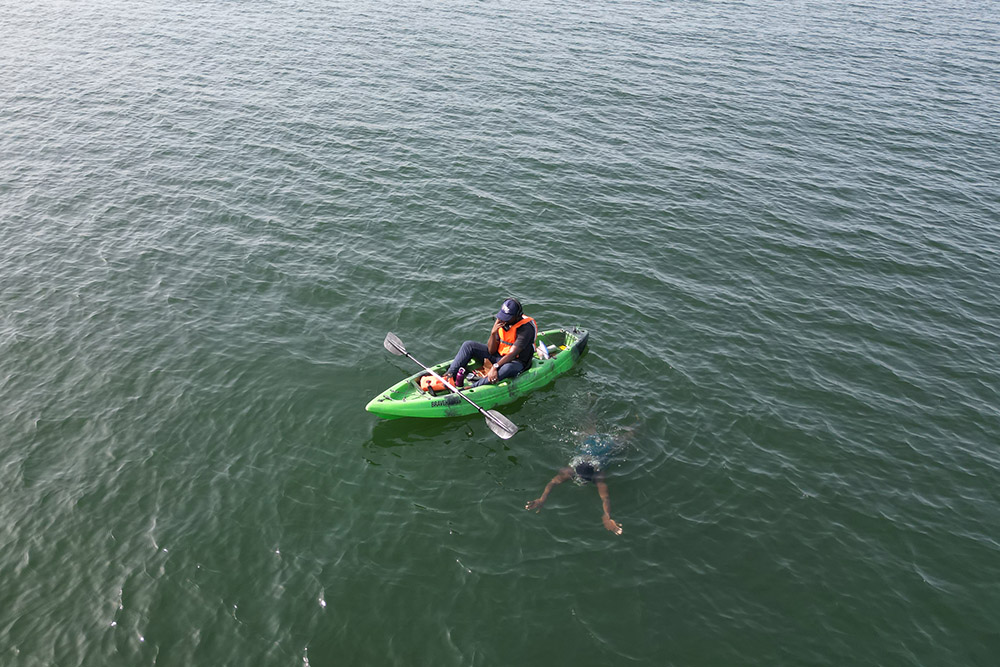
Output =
[{"x1": 446, "y1": 341, "x2": 526, "y2": 387}]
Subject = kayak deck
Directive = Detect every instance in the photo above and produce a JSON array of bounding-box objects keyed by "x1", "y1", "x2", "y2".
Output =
[{"x1": 365, "y1": 328, "x2": 589, "y2": 419}]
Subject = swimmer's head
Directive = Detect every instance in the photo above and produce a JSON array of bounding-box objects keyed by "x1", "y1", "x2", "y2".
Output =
[{"x1": 574, "y1": 462, "x2": 597, "y2": 483}]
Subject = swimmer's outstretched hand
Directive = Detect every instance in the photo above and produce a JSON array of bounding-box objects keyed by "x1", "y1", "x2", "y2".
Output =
[
  {"x1": 525, "y1": 499, "x2": 545, "y2": 512},
  {"x1": 603, "y1": 516, "x2": 623, "y2": 535}
]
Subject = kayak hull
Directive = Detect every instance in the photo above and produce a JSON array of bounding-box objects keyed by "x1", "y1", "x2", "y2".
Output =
[{"x1": 365, "y1": 328, "x2": 589, "y2": 419}]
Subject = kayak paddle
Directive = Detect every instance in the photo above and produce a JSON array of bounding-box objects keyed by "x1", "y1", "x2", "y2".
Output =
[{"x1": 382, "y1": 332, "x2": 518, "y2": 440}]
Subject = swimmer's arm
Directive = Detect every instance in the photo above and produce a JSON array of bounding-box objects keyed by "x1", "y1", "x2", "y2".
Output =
[
  {"x1": 596, "y1": 473, "x2": 623, "y2": 535},
  {"x1": 525, "y1": 468, "x2": 573, "y2": 511}
]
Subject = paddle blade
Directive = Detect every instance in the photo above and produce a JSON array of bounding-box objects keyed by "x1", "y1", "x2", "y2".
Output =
[
  {"x1": 485, "y1": 410, "x2": 518, "y2": 440},
  {"x1": 383, "y1": 332, "x2": 406, "y2": 356}
]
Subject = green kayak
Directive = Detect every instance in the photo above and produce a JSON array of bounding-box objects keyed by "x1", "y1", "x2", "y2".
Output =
[{"x1": 365, "y1": 328, "x2": 589, "y2": 419}]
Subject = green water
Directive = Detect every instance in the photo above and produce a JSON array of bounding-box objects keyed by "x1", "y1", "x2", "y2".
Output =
[{"x1": 2, "y1": 0, "x2": 999, "y2": 665}]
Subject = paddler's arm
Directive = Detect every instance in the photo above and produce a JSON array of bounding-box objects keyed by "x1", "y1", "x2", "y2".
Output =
[
  {"x1": 596, "y1": 472, "x2": 623, "y2": 535},
  {"x1": 487, "y1": 349, "x2": 517, "y2": 381},
  {"x1": 525, "y1": 467, "x2": 573, "y2": 512},
  {"x1": 486, "y1": 321, "x2": 533, "y2": 381},
  {"x1": 486, "y1": 319, "x2": 502, "y2": 356}
]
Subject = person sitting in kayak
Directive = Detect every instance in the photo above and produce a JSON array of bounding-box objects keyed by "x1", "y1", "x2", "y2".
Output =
[
  {"x1": 442, "y1": 298, "x2": 536, "y2": 389},
  {"x1": 524, "y1": 426, "x2": 632, "y2": 535}
]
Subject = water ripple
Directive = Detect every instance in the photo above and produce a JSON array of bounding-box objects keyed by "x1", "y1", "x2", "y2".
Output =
[{"x1": 3, "y1": 0, "x2": 1000, "y2": 665}]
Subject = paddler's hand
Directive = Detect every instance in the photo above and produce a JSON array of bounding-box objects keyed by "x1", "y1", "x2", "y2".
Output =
[
  {"x1": 486, "y1": 364, "x2": 500, "y2": 383},
  {"x1": 526, "y1": 499, "x2": 545, "y2": 512},
  {"x1": 603, "y1": 516, "x2": 623, "y2": 535}
]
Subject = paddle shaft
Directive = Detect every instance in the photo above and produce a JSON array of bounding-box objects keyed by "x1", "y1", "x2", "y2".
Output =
[
  {"x1": 381, "y1": 331, "x2": 516, "y2": 438},
  {"x1": 400, "y1": 350, "x2": 498, "y2": 420}
]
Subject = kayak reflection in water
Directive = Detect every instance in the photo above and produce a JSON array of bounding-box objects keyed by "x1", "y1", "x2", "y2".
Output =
[{"x1": 525, "y1": 424, "x2": 634, "y2": 535}]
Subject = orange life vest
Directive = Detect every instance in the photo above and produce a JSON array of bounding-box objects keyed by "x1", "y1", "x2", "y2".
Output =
[
  {"x1": 420, "y1": 374, "x2": 452, "y2": 392},
  {"x1": 497, "y1": 316, "x2": 537, "y2": 356}
]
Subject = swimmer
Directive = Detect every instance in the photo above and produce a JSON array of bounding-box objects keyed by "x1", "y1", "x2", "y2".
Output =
[{"x1": 524, "y1": 429, "x2": 631, "y2": 535}]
